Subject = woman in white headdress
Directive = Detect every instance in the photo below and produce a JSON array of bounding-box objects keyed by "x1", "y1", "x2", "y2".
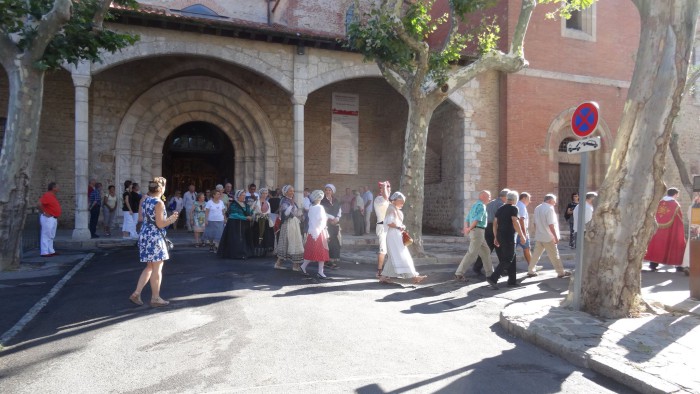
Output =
[
  {"x1": 301, "y1": 190, "x2": 331, "y2": 278},
  {"x1": 252, "y1": 188, "x2": 275, "y2": 257},
  {"x1": 379, "y1": 192, "x2": 426, "y2": 284},
  {"x1": 274, "y1": 185, "x2": 304, "y2": 270},
  {"x1": 321, "y1": 183, "x2": 342, "y2": 268}
]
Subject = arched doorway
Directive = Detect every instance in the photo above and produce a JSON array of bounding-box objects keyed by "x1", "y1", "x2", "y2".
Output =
[{"x1": 162, "y1": 121, "x2": 234, "y2": 193}]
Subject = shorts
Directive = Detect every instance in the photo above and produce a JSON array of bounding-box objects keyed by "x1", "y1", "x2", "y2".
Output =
[
  {"x1": 376, "y1": 224, "x2": 387, "y2": 254},
  {"x1": 516, "y1": 234, "x2": 531, "y2": 250}
]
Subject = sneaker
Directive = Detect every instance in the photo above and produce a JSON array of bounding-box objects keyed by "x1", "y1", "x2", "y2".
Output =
[
  {"x1": 557, "y1": 271, "x2": 572, "y2": 278},
  {"x1": 486, "y1": 277, "x2": 499, "y2": 290},
  {"x1": 526, "y1": 272, "x2": 538, "y2": 278}
]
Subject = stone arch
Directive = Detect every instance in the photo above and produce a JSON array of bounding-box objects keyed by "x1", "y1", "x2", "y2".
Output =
[
  {"x1": 302, "y1": 63, "x2": 382, "y2": 97},
  {"x1": 115, "y1": 76, "x2": 278, "y2": 192},
  {"x1": 544, "y1": 106, "x2": 613, "y2": 198},
  {"x1": 91, "y1": 38, "x2": 293, "y2": 94}
]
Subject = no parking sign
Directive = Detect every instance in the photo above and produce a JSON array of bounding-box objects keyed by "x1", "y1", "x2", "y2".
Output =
[{"x1": 571, "y1": 102, "x2": 599, "y2": 137}]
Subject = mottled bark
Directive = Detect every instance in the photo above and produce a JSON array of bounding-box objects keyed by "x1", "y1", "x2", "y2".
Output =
[
  {"x1": 0, "y1": 66, "x2": 46, "y2": 270},
  {"x1": 400, "y1": 99, "x2": 439, "y2": 256},
  {"x1": 580, "y1": 0, "x2": 699, "y2": 318}
]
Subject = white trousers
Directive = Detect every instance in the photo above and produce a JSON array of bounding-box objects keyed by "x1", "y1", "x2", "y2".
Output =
[
  {"x1": 122, "y1": 211, "x2": 138, "y2": 237},
  {"x1": 40, "y1": 215, "x2": 57, "y2": 255}
]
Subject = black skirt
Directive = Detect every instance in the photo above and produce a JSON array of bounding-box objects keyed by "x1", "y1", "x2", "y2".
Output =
[
  {"x1": 218, "y1": 219, "x2": 252, "y2": 259},
  {"x1": 251, "y1": 218, "x2": 275, "y2": 257},
  {"x1": 327, "y1": 223, "x2": 341, "y2": 259}
]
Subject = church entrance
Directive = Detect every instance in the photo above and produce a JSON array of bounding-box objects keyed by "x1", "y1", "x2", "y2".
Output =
[
  {"x1": 162, "y1": 121, "x2": 234, "y2": 193},
  {"x1": 558, "y1": 162, "x2": 580, "y2": 216}
]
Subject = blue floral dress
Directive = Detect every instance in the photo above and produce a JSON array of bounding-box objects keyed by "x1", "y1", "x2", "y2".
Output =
[{"x1": 139, "y1": 196, "x2": 170, "y2": 263}]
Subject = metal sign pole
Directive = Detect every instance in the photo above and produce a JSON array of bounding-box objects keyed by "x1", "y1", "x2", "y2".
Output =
[{"x1": 572, "y1": 151, "x2": 589, "y2": 311}]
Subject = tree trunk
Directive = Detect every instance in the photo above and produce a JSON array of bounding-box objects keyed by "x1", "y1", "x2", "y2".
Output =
[
  {"x1": 580, "y1": 0, "x2": 698, "y2": 318},
  {"x1": 0, "y1": 64, "x2": 46, "y2": 270},
  {"x1": 400, "y1": 98, "x2": 437, "y2": 257}
]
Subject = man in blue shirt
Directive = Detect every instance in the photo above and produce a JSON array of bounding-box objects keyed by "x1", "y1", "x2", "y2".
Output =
[
  {"x1": 89, "y1": 182, "x2": 102, "y2": 238},
  {"x1": 455, "y1": 190, "x2": 493, "y2": 281}
]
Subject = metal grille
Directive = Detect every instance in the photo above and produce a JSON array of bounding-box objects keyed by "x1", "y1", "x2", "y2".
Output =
[{"x1": 558, "y1": 163, "x2": 580, "y2": 216}]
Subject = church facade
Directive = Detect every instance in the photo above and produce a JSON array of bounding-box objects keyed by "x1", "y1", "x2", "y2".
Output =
[{"x1": 1, "y1": 0, "x2": 697, "y2": 239}]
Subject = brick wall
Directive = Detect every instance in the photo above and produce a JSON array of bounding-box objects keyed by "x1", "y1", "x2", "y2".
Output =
[{"x1": 303, "y1": 77, "x2": 407, "y2": 194}]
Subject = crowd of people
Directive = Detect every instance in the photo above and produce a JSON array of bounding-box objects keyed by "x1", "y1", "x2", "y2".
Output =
[{"x1": 35, "y1": 176, "x2": 694, "y2": 308}]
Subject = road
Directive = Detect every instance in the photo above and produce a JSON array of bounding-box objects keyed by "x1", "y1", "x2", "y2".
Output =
[{"x1": 0, "y1": 246, "x2": 633, "y2": 393}]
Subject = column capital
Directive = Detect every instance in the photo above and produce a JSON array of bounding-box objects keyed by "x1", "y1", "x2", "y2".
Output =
[
  {"x1": 71, "y1": 73, "x2": 92, "y2": 88},
  {"x1": 70, "y1": 60, "x2": 92, "y2": 88},
  {"x1": 291, "y1": 95, "x2": 307, "y2": 106}
]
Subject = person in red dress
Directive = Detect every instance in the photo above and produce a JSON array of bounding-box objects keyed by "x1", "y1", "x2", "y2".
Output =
[
  {"x1": 645, "y1": 188, "x2": 687, "y2": 272},
  {"x1": 301, "y1": 190, "x2": 330, "y2": 279}
]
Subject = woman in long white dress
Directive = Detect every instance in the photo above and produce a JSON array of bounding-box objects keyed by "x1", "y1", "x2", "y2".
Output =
[{"x1": 379, "y1": 192, "x2": 427, "y2": 284}]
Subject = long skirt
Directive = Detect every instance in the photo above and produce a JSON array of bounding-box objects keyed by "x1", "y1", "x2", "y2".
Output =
[
  {"x1": 202, "y1": 220, "x2": 225, "y2": 244},
  {"x1": 276, "y1": 217, "x2": 304, "y2": 263},
  {"x1": 352, "y1": 210, "x2": 364, "y2": 235},
  {"x1": 304, "y1": 233, "x2": 329, "y2": 262},
  {"x1": 382, "y1": 227, "x2": 419, "y2": 278},
  {"x1": 252, "y1": 218, "x2": 275, "y2": 257},
  {"x1": 327, "y1": 224, "x2": 341, "y2": 259},
  {"x1": 218, "y1": 219, "x2": 252, "y2": 259}
]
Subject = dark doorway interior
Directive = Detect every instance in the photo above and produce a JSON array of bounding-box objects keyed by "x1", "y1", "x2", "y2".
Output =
[
  {"x1": 558, "y1": 162, "x2": 580, "y2": 219},
  {"x1": 162, "y1": 121, "x2": 234, "y2": 194}
]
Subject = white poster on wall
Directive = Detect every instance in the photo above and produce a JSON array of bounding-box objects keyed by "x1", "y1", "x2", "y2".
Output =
[{"x1": 330, "y1": 92, "x2": 359, "y2": 174}]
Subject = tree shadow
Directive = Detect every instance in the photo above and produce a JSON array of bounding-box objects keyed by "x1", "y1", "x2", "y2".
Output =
[{"x1": 354, "y1": 322, "x2": 633, "y2": 393}]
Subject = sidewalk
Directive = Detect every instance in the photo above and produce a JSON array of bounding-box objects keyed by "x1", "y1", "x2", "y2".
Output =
[{"x1": 4, "y1": 230, "x2": 699, "y2": 394}]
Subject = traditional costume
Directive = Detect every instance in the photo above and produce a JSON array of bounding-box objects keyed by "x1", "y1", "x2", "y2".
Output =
[
  {"x1": 321, "y1": 184, "x2": 342, "y2": 264},
  {"x1": 275, "y1": 185, "x2": 304, "y2": 267},
  {"x1": 218, "y1": 190, "x2": 253, "y2": 260},
  {"x1": 645, "y1": 196, "x2": 687, "y2": 269},
  {"x1": 301, "y1": 190, "x2": 330, "y2": 277}
]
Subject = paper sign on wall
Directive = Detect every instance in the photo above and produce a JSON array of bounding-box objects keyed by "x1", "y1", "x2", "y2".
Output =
[{"x1": 330, "y1": 92, "x2": 359, "y2": 175}]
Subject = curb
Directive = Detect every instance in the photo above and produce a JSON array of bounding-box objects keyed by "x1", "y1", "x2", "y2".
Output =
[
  {"x1": 499, "y1": 306, "x2": 685, "y2": 394},
  {"x1": 0, "y1": 253, "x2": 95, "y2": 347}
]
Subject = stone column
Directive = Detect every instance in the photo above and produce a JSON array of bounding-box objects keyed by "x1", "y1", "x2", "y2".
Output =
[
  {"x1": 292, "y1": 96, "x2": 307, "y2": 206},
  {"x1": 71, "y1": 64, "x2": 92, "y2": 240}
]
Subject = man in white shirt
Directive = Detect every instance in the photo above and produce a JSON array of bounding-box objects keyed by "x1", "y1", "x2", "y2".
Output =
[
  {"x1": 516, "y1": 192, "x2": 532, "y2": 268},
  {"x1": 527, "y1": 194, "x2": 571, "y2": 278},
  {"x1": 363, "y1": 185, "x2": 374, "y2": 234},
  {"x1": 182, "y1": 184, "x2": 197, "y2": 232},
  {"x1": 373, "y1": 181, "x2": 391, "y2": 278},
  {"x1": 573, "y1": 192, "x2": 597, "y2": 234}
]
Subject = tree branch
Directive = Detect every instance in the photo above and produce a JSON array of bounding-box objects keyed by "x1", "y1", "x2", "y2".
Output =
[
  {"x1": 441, "y1": 2, "x2": 460, "y2": 54},
  {"x1": 29, "y1": 0, "x2": 73, "y2": 62},
  {"x1": 444, "y1": 50, "x2": 527, "y2": 96},
  {"x1": 510, "y1": 0, "x2": 536, "y2": 57},
  {"x1": 0, "y1": 33, "x2": 19, "y2": 70},
  {"x1": 92, "y1": 0, "x2": 113, "y2": 31},
  {"x1": 377, "y1": 61, "x2": 409, "y2": 96}
]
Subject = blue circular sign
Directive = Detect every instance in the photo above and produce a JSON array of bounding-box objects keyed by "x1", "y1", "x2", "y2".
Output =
[{"x1": 571, "y1": 102, "x2": 599, "y2": 137}]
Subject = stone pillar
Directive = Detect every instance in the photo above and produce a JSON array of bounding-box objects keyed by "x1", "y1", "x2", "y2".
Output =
[
  {"x1": 292, "y1": 96, "x2": 307, "y2": 206},
  {"x1": 71, "y1": 64, "x2": 92, "y2": 240}
]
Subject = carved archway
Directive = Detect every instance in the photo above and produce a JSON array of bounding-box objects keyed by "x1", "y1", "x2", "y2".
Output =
[{"x1": 114, "y1": 76, "x2": 278, "y2": 191}]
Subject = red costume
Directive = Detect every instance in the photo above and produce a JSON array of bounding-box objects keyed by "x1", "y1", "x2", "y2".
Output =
[{"x1": 645, "y1": 198, "x2": 687, "y2": 266}]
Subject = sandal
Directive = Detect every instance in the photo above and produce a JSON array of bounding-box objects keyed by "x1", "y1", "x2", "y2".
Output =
[
  {"x1": 376, "y1": 269, "x2": 383, "y2": 278},
  {"x1": 129, "y1": 293, "x2": 143, "y2": 306},
  {"x1": 150, "y1": 297, "x2": 170, "y2": 307},
  {"x1": 557, "y1": 271, "x2": 572, "y2": 278},
  {"x1": 379, "y1": 276, "x2": 393, "y2": 284}
]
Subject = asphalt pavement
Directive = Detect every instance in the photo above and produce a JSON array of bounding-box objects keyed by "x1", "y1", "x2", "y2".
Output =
[{"x1": 1, "y1": 230, "x2": 698, "y2": 393}]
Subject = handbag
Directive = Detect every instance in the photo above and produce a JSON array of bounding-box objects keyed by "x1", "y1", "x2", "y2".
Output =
[{"x1": 402, "y1": 230, "x2": 413, "y2": 246}]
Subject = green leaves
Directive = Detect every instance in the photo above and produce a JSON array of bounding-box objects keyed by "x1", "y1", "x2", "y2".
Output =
[
  {"x1": 539, "y1": 0, "x2": 596, "y2": 19},
  {"x1": 0, "y1": 0, "x2": 139, "y2": 70},
  {"x1": 346, "y1": 0, "x2": 502, "y2": 88}
]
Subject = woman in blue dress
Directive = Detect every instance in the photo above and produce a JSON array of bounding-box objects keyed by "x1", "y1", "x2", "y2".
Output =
[{"x1": 129, "y1": 177, "x2": 179, "y2": 307}]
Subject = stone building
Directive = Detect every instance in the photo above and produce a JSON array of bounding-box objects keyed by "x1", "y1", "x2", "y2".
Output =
[{"x1": 0, "y1": 0, "x2": 696, "y2": 239}]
